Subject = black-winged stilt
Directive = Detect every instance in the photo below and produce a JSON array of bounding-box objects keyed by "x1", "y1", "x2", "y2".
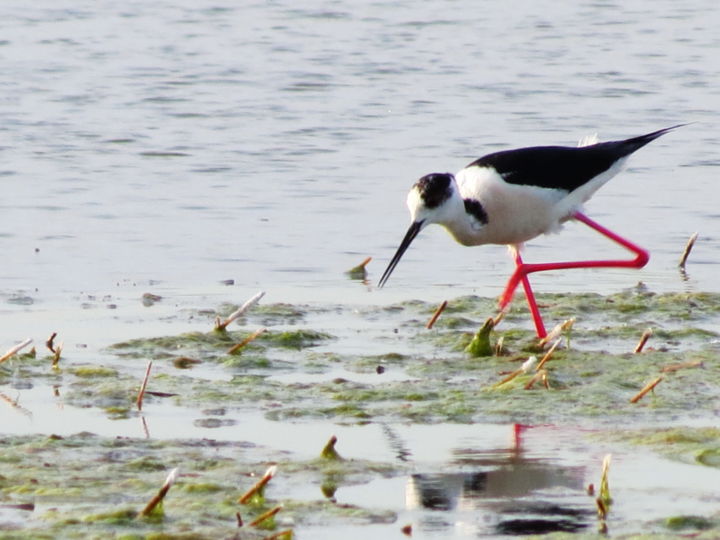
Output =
[{"x1": 378, "y1": 125, "x2": 685, "y2": 338}]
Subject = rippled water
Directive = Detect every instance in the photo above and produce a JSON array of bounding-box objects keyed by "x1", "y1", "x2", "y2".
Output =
[{"x1": 2, "y1": 0, "x2": 719, "y2": 310}]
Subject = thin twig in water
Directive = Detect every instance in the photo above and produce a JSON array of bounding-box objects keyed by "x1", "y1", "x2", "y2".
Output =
[
  {"x1": 137, "y1": 361, "x2": 153, "y2": 411},
  {"x1": 216, "y1": 291, "x2": 265, "y2": 331},
  {"x1": 0, "y1": 338, "x2": 33, "y2": 364},
  {"x1": 249, "y1": 505, "x2": 282, "y2": 527},
  {"x1": 494, "y1": 335, "x2": 505, "y2": 356},
  {"x1": 45, "y1": 332, "x2": 57, "y2": 353},
  {"x1": 426, "y1": 300, "x2": 447, "y2": 329},
  {"x1": 492, "y1": 310, "x2": 505, "y2": 328},
  {"x1": 524, "y1": 368, "x2": 549, "y2": 390},
  {"x1": 493, "y1": 356, "x2": 537, "y2": 388},
  {"x1": 661, "y1": 360, "x2": 703, "y2": 373},
  {"x1": 538, "y1": 319, "x2": 574, "y2": 348},
  {"x1": 238, "y1": 465, "x2": 277, "y2": 504},
  {"x1": 630, "y1": 376, "x2": 663, "y2": 403},
  {"x1": 227, "y1": 328, "x2": 267, "y2": 355},
  {"x1": 140, "y1": 468, "x2": 178, "y2": 517},
  {"x1": 51, "y1": 342, "x2": 63, "y2": 368},
  {"x1": 678, "y1": 232, "x2": 698, "y2": 269},
  {"x1": 634, "y1": 328, "x2": 652, "y2": 353},
  {"x1": 536, "y1": 338, "x2": 562, "y2": 371}
]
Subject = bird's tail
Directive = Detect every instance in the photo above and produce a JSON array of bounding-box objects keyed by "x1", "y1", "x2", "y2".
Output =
[{"x1": 618, "y1": 123, "x2": 689, "y2": 155}]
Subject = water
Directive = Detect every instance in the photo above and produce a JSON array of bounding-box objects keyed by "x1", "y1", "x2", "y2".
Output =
[
  {"x1": 1, "y1": 0, "x2": 718, "y2": 311},
  {"x1": 1, "y1": 1, "x2": 720, "y2": 537}
]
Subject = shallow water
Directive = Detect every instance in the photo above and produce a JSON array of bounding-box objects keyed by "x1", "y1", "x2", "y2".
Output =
[
  {"x1": 2, "y1": 0, "x2": 719, "y2": 311},
  {"x1": 1, "y1": 1, "x2": 720, "y2": 538}
]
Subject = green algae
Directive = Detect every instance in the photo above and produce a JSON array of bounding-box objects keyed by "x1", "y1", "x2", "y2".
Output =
[
  {"x1": 68, "y1": 365, "x2": 119, "y2": 378},
  {"x1": 261, "y1": 329, "x2": 333, "y2": 349},
  {"x1": 5, "y1": 290, "x2": 720, "y2": 538},
  {"x1": 601, "y1": 427, "x2": 720, "y2": 469},
  {"x1": 0, "y1": 433, "x2": 400, "y2": 539},
  {"x1": 108, "y1": 328, "x2": 333, "y2": 364},
  {"x1": 664, "y1": 515, "x2": 716, "y2": 531}
]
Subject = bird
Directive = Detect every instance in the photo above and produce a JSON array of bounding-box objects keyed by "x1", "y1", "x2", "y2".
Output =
[{"x1": 377, "y1": 124, "x2": 686, "y2": 338}]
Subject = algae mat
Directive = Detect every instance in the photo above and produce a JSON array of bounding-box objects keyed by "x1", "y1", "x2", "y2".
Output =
[{"x1": 1, "y1": 290, "x2": 719, "y2": 538}]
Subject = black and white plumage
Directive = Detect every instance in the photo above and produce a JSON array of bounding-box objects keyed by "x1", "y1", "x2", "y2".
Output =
[{"x1": 378, "y1": 124, "x2": 685, "y2": 289}]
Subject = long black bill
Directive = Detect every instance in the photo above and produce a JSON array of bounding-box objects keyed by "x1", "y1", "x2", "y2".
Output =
[{"x1": 378, "y1": 220, "x2": 424, "y2": 288}]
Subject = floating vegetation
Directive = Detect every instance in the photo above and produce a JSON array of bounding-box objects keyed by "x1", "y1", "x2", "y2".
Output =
[
  {"x1": 0, "y1": 337, "x2": 33, "y2": 364},
  {"x1": 320, "y1": 435, "x2": 343, "y2": 461},
  {"x1": 345, "y1": 256, "x2": 372, "y2": 280},
  {"x1": 2, "y1": 291, "x2": 720, "y2": 537},
  {"x1": 464, "y1": 317, "x2": 498, "y2": 357}
]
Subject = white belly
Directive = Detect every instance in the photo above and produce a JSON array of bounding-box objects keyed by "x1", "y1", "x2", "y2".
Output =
[{"x1": 455, "y1": 167, "x2": 569, "y2": 246}]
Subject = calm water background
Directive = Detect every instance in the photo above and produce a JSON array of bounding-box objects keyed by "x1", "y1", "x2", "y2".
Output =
[{"x1": 1, "y1": 0, "x2": 718, "y2": 314}]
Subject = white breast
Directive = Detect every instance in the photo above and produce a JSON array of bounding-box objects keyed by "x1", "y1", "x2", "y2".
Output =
[{"x1": 454, "y1": 166, "x2": 569, "y2": 245}]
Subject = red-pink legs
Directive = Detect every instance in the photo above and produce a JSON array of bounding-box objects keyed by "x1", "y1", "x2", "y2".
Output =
[
  {"x1": 500, "y1": 211, "x2": 650, "y2": 338},
  {"x1": 509, "y1": 246, "x2": 547, "y2": 338}
]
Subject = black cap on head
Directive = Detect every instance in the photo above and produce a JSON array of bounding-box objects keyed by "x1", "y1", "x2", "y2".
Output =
[{"x1": 415, "y1": 173, "x2": 453, "y2": 208}]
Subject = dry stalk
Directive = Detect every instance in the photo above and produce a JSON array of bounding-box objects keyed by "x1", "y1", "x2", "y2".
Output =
[
  {"x1": 494, "y1": 335, "x2": 505, "y2": 356},
  {"x1": 524, "y1": 368, "x2": 549, "y2": 390},
  {"x1": 492, "y1": 310, "x2": 505, "y2": 328},
  {"x1": 51, "y1": 342, "x2": 63, "y2": 368},
  {"x1": 678, "y1": 232, "x2": 698, "y2": 269},
  {"x1": 426, "y1": 300, "x2": 448, "y2": 329},
  {"x1": 535, "y1": 338, "x2": 562, "y2": 371},
  {"x1": 633, "y1": 328, "x2": 653, "y2": 353},
  {"x1": 136, "y1": 360, "x2": 153, "y2": 411},
  {"x1": 596, "y1": 496, "x2": 608, "y2": 520},
  {"x1": 599, "y1": 454, "x2": 612, "y2": 504},
  {"x1": 227, "y1": 328, "x2": 267, "y2": 355},
  {"x1": 45, "y1": 332, "x2": 57, "y2": 353},
  {"x1": 249, "y1": 505, "x2": 282, "y2": 527},
  {"x1": 354, "y1": 256, "x2": 372, "y2": 270},
  {"x1": 216, "y1": 291, "x2": 266, "y2": 331},
  {"x1": 493, "y1": 356, "x2": 536, "y2": 388},
  {"x1": 538, "y1": 318, "x2": 574, "y2": 348},
  {"x1": 0, "y1": 338, "x2": 33, "y2": 364},
  {"x1": 140, "y1": 468, "x2": 178, "y2": 517},
  {"x1": 661, "y1": 360, "x2": 703, "y2": 373},
  {"x1": 630, "y1": 376, "x2": 663, "y2": 403},
  {"x1": 238, "y1": 465, "x2": 277, "y2": 504}
]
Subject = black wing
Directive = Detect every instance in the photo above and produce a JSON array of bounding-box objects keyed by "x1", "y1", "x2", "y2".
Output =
[{"x1": 467, "y1": 125, "x2": 685, "y2": 192}]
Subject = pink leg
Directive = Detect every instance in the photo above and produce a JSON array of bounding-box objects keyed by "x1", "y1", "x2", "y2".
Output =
[
  {"x1": 511, "y1": 248, "x2": 547, "y2": 338},
  {"x1": 500, "y1": 212, "x2": 650, "y2": 337}
]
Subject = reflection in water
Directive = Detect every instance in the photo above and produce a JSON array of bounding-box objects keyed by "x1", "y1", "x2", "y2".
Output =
[{"x1": 405, "y1": 425, "x2": 591, "y2": 536}]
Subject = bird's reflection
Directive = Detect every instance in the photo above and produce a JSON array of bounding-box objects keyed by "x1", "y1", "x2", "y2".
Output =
[{"x1": 405, "y1": 425, "x2": 592, "y2": 535}]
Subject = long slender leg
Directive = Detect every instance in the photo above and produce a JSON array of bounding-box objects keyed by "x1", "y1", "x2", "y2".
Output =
[
  {"x1": 511, "y1": 247, "x2": 547, "y2": 338},
  {"x1": 500, "y1": 211, "x2": 650, "y2": 335}
]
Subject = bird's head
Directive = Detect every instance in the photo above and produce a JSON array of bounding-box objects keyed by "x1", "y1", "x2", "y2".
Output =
[{"x1": 378, "y1": 173, "x2": 459, "y2": 287}]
